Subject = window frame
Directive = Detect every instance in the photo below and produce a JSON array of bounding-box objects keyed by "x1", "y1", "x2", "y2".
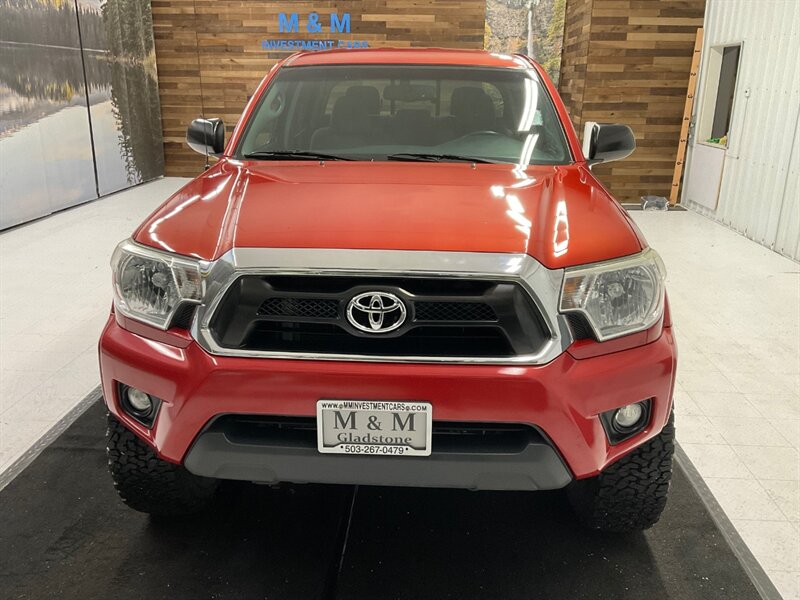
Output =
[{"x1": 696, "y1": 41, "x2": 744, "y2": 150}]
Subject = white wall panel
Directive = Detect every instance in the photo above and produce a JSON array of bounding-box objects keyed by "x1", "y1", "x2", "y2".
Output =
[{"x1": 684, "y1": 0, "x2": 800, "y2": 261}]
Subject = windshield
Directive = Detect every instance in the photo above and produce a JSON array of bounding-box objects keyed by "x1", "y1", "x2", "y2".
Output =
[{"x1": 235, "y1": 65, "x2": 572, "y2": 165}]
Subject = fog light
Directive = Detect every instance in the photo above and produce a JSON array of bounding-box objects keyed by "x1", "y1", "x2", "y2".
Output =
[
  {"x1": 118, "y1": 383, "x2": 162, "y2": 428},
  {"x1": 126, "y1": 388, "x2": 153, "y2": 416},
  {"x1": 613, "y1": 403, "x2": 644, "y2": 430},
  {"x1": 600, "y1": 399, "x2": 652, "y2": 445}
]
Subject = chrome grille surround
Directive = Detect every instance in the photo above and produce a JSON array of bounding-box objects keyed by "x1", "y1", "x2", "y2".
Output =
[{"x1": 191, "y1": 248, "x2": 572, "y2": 365}]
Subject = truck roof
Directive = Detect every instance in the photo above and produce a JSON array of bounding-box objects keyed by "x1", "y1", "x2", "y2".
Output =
[{"x1": 283, "y1": 47, "x2": 532, "y2": 69}]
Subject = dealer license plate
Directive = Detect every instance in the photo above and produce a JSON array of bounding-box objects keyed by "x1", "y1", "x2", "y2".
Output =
[{"x1": 316, "y1": 400, "x2": 432, "y2": 456}]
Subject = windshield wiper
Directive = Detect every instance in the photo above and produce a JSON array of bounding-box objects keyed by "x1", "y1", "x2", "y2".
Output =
[
  {"x1": 243, "y1": 150, "x2": 354, "y2": 161},
  {"x1": 386, "y1": 153, "x2": 499, "y2": 164}
]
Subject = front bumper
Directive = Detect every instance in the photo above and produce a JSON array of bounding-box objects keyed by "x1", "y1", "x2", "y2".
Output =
[{"x1": 99, "y1": 315, "x2": 676, "y2": 487}]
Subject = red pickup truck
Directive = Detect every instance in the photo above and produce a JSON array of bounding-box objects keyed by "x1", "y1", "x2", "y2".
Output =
[{"x1": 101, "y1": 48, "x2": 676, "y2": 532}]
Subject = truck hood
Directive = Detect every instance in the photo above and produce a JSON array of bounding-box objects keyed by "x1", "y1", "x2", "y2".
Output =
[{"x1": 134, "y1": 160, "x2": 643, "y2": 269}]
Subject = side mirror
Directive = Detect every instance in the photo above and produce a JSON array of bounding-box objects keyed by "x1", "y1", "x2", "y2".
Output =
[
  {"x1": 584, "y1": 123, "x2": 635, "y2": 165},
  {"x1": 187, "y1": 118, "x2": 225, "y2": 157}
]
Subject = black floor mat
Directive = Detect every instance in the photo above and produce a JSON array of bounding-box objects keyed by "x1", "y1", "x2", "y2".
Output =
[{"x1": 0, "y1": 399, "x2": 761, "y2": 600}]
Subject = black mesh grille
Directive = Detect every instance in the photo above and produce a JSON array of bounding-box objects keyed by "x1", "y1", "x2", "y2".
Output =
[
  {"x1": 170, "y1": 303, "x2": 197, "y2": 330},
  {"x1": 209, "y1": 275, "x2": 549, "y2": 358},
  {"x1": 247, "y1": 322, "x2": 513, "y2": 357},
  {"x1": 566, "y1": 313, "x2": 594, "y2": 341},
  {"x1": 415, "y1": 301, "x2": 496, "y2": 322},
  {"x1": 208, "y1": 415, "x2": 546, "y2": 454},
  {"x1": 257, "y1": 297, "x2": 339, "y2": 319}
]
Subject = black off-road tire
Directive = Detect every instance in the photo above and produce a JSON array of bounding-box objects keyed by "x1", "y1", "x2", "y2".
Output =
[
  {"x1": 106, "y1": 414, "x2": 218, "y2": 516},
  {"x1": 567, "y1": 412, "x2": 675, "y2": 533}
]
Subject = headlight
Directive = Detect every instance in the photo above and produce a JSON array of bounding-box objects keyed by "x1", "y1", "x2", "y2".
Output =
[
  {"x1": 111, "y1": 240, "x2": 204, "y2": 329},
  {"x1": 560, "y1": 248, "x2": 666, "y2": 341}
]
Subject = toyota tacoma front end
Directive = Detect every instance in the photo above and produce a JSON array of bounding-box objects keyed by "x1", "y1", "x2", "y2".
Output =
[{"x1": 100, "y1": 48, "x2": 676, "y2": 532}]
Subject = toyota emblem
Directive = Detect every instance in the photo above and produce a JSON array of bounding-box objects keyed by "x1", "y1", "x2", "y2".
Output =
[{"x1": 346, "y1": 291, "x2": 407, "y2": 333}]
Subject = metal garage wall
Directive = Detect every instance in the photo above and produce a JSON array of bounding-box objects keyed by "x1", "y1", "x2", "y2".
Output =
[{"x1": 683, "y1": 0, "x2": 800, "y2": 261}]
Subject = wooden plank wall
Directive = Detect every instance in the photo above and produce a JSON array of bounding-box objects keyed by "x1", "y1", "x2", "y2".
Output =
[
  {"x1": 558, "y1": 0, "x2": 705, "y2": 201},
  {"x1": 151, "y1": 1, "x2": 487, "y2": 176},
  {"x1": 559, "y1": 0, "x2": 593, "y2": 120}
]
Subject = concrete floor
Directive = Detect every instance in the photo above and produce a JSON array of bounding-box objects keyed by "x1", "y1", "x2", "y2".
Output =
[
  {"x1": 0, "y1": 177, "x2": 798, "y2": 598},
  {"x1": 634, "y1": 210, "x2": 800, "y2": 599}
]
